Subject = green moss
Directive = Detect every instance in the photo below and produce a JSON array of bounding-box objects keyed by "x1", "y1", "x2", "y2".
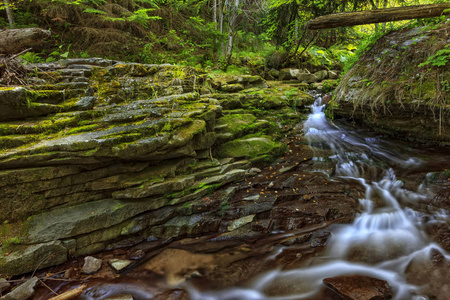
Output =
[
  {"x1": 412, "y1": 80, "x2": 437, "y2": 101},
  {"x1": 217, "y1": 134, "x2": 287, "y2": 159}
]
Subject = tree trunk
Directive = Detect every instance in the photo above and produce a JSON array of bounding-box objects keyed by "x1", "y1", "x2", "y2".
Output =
[
  {"x1": 219, "y1": 0, "x2": 225, "y2": 56},
  {"x1": 0, "y1": 28, "x2": 51, "y2": 55},
  {"x1": 4, "y1": 0, "x2": 15, "y2": 28},
  {"x1": 306, "y1": 3, "x2": 450, "y2": 30}
]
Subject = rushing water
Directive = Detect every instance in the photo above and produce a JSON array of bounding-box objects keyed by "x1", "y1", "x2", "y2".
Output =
[{"x1": 188, "y1": 96, "x2": 450, "y2": 300}]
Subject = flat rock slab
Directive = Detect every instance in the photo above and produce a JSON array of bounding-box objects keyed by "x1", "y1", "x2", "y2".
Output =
[
  {"x1": 323, "y1": 275, "x2": 392, "y2": 300},
  {"x1": 0, "y1": 276, "x2": 38, "y2": 300},
  {"x1": 109, "y1": 259, "x2": 132, "y2": 272}
]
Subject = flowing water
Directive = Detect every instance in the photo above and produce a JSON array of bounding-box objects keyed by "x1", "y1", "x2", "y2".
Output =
[
  {"x1": 40, "y1": 96, "x2": 450, "y2": 300},
  {"x1": 187, "y1": 96, "x2": 450, "y2": 300}
]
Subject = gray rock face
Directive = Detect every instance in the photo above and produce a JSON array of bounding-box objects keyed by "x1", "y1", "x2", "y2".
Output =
[
  {"x1": 0, "y1": 277, "x2": 38, "y2": 300},
  {"x1": 82, "y1": 256, "x2": 103, "y2": 274},
  {"x1": 0, "y1": 60, "x2": 292, "y2": 277},
  {"x1": 0, "y1": 242, "x2": 67, "y2": 276}
]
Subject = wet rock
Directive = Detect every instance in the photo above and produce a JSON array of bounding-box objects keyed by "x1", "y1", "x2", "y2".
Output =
[
  {"x1": 0, "y1": 279, "x2": 10, "y2": 293},
  {"x1": 0, "y1": 277, "x2": 38, "y2": 300},
  {"x1": 109, "y1": 259, "x2": 132, "y2": 272},
  {"x1": 153, "y1": 289, "x2": 188, "y2": 300},
  {"x1": 227, "y1": 215, "x2": 255, "y2": 231},
  {"x1": 405, "y1": 249, "x2": 450, "y2": 300},
  {"x1": 81, "y1": 256, "x2": 102, "y2": 275},
  {"x1": 129, "y1": 249, "x2": 145, "y2": 260},
  {"x1": 104, "y1": 295, "x2": 134, "y2": 300},
  {"x1": 310, "y1": 231, "x2": 330, "y2": 247},
  {"x1": 322, "y1": 275, "x2": 392, "y2": 300}
]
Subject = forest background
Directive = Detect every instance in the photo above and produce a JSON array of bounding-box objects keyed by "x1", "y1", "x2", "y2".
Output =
[{"x1": 0, "y1": 0, "x2": 447, "y2": 75}]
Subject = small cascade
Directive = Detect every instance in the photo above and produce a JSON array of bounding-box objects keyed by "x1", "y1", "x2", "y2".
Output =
[{"x1": 189, "y1": 94, "x2": 450, "y2": 300}]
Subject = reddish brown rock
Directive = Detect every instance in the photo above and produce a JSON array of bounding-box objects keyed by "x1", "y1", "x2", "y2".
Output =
[{"x1": 322, "y1": 275, "x2": 392, "y2": 300}]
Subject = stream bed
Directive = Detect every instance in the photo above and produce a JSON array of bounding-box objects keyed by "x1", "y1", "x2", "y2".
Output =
[{"x1": 33, "y1": 96, "x2": 450, "y2": 300}]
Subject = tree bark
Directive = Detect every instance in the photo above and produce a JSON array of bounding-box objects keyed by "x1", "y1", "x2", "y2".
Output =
[
  {"x1": 0, "y1": 28, "x2": 51, "y2": 55},
  {"x1": 306, "y1": 3, "x2": 450, "y2": 30}
]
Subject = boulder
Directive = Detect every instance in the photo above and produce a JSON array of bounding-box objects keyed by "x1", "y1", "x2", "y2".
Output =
[
  {"x1": 322, "y1": 275, "x2": 392, "y2": 300},
  {"x1": 296, "y1": 73, "x2": 318, "y2": 83},
  {"x1": 279, "y1": 68, "x2": 301, "y2": 81},
  {"x1": 314, "y1": 70, "x2": 328, "y2": 81},
  {"x1": 268, "y1": 69, "x2": 280, "y2": 78}
]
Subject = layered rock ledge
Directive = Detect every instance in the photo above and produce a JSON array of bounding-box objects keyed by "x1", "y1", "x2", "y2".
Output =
[{"x1": 0, "y1": 58, "x2": 315, "y2": 275}]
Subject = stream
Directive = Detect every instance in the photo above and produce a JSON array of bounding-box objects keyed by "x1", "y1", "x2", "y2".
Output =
[
  {"x1": 185, "y1": 96, "x2": 450, "y2": 299},
  {"x1": 33, "y1": 96, "x2": 450, "y2": 300}
]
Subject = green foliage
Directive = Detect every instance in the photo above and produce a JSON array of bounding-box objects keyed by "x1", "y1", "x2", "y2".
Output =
[
  {"x1": 19, "y1": 52, "x2": 44, "y2": 64},
  {"x1": 419, "y1": 45, "x2": 450, "y2": 68},
  {"x1": 342, "y1": 29, "x2": 386, "y2": 74}
]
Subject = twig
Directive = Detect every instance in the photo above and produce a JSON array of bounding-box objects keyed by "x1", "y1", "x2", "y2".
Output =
[
  {"x1": 38, "y1": 278, "x2": 58, "y2": 296},
  {"x1": 10, "y1": 48, "x2": 32, "y2": 60}
]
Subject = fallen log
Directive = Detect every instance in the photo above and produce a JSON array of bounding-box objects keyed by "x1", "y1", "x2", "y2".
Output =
[
  {"x1": 0, "y1": 28, "x2": 51, "y2": 54},
  {"x1": 306, "y1": 3, "x2": 450, "y2": 30}
]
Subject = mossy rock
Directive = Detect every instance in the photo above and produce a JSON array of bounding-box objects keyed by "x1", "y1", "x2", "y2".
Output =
[{"x1": 217, "y1": 135, "x2": 287, "y2": 159}]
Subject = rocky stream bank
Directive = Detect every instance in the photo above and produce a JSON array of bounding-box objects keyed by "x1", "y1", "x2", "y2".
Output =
[
  {"x1": 0, "y1": 57, "x2": 345, "y2": 278},
  {"x1": 0, "y1": 35, "x2": 449, "y2": 298}
]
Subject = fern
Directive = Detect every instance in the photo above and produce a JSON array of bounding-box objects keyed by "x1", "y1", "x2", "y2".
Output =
[
  {"x1": 419, "y1": 45, "x2": 450, "y2": 68},
  {"x1": 83, "y1": 8, "x2": 106, "y2": 14}
]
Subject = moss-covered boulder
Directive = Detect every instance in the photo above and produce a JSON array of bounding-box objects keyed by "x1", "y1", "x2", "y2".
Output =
[
  {"x1": 217, "y1": 135, "x2": 287, "y2": 160},
  {"x1": 333, "y1": 23, "x2": 450, "y2": 144}
]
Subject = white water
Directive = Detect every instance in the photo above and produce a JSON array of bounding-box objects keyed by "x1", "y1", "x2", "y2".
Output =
[{"x1": 189, "y1": 97, "x2": 450, "y2": 300}]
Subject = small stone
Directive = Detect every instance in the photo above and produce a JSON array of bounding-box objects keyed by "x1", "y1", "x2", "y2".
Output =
[
  {"x1": 0, "y1": 277, "x2": 38, "y2": 300},
  {"x1": 243, "y1": 194, "x2": 260, "y2": 201},
  {"x1": 81, "y1": 256, "x2": 102, "y2": 275},
  {"x1": 227, "y1": 215, "x2": 255, "y2": 231},
  {"x1": 247, "y1": 168, "x2": 261, "y2": 176},
  {"x1": 109, "y1": 259, "x2": 132, "y2": 272},
  {"x1": 129, "y1": 249, "x2": 145, "y2": 260},
  {"x1": 278, "y1": 165, "x2": 296, "y2": 174},
  {"x1": 0, "y1": 278, "x2": 10, "y2": 293},
  {"x1": 323, "y1": 275, "x2": 392, "y2": 300}
]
